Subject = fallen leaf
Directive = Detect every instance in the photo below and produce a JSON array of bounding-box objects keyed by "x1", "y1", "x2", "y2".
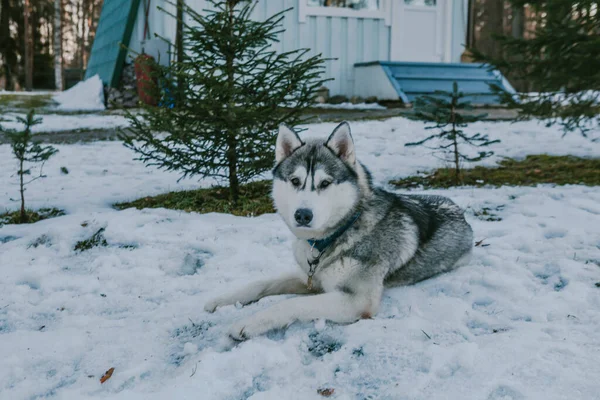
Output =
[
  {"x1": 81, "y1": 221, "x2": 89, "y2": 227},
  {"x1": 475, "y1": 239, "x2": 487, "y2": 247},
  {"x1": 100, "y1": 367, "x2": 114, "y2": 384},
  {"x1": 317, "y1": 388, "x2": 335, "y2": 397}
]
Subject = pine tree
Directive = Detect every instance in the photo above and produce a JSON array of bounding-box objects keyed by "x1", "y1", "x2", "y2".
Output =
[
  {"x1": 121, "y1": 0, "x2": 331, "y2": 202},
  {"x1": 471, "y1": 0, "x2": 600, "y2": 138},
  {"x1": 1, "y1": 110, "x2": 58, "y2": 223},
  {"x1": 406, "y1": 82, "x2": 499, "y2": 184}
]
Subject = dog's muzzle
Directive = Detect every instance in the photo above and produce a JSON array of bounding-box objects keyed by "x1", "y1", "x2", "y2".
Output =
[{"x1": 294, "y1": 208, "x2": 313, "y2": 226}]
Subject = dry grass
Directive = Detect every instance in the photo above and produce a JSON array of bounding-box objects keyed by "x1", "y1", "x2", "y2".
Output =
[
  {"x1": 114, "y1": 180, "x2": 275, "y2": 217},
  {"x1": 390, "y1": 155, "x2": 600, "y2": 189},
  {"x1": 0, "y1": 208, "x2": 65, "y2": 226}
]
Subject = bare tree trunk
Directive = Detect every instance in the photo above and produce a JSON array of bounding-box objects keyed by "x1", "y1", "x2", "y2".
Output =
[
  {"x1": 475, "y1": 0, "x2": 505, "y2": 60},
  {"x1": 24, "y1": 0, "x2": 33, "y2": 91},
  {"x1": 510, "y1": 3, "x2": 527, "y2": 92},
  {"x1": 84, "y1": 0, "x2": 93, "y2": 67},
  {"x1": 87, "y1": 0, "x2": 99, "y2": 55},
  {"x1": 461, "y1": 0, "x2": 477, "y2": 62},
  {"x1": 0, "y1": 0, "x2": 14, "y2": 90},
  {"x1": 54, "y1": 0, "x2": 63, "y2": 90},
  {"x1": 47, "y1": 19, "x2": 52, "y2": 55},
  {"x1": 466, "y1": 0, "x2": 475, "y2": 48},
  {"x1": 79, "y1": 0, "x2": 85, "y2": 75},
  {"x1": 62, "y1": 0, "x2": 70, "y2": 70},
  {"x1": 489, "y1": 0, "x2": 505, "y2": 59},
  {"x1": 74, "y1": 0, "x2": 83, "y2": 79},
  {"x1": 83, "y1": 0, "x2": 100, "y2": 69},
  {"x1": 511, "y1": 4, "x2": 524, "y2": 38}
]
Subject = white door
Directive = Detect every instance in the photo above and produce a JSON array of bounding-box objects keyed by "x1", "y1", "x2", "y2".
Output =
[{"x1": 391, "y1": 0, "x2": 450, "y2": 62}]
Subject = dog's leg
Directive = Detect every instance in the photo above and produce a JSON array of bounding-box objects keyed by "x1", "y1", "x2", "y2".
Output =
[
  {"x1": 204, "y1": 273, "x2": 313, "y2": 313},
  {"x1": 228, "y1": 285, "x2": 383, "y2": 340}
]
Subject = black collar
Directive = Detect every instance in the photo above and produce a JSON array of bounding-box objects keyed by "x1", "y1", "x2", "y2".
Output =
[{"x1": 307, "y1": 211, "x2": 361, "y2": 254}]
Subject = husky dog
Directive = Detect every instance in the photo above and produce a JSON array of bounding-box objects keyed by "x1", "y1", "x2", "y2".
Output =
[{"x1": 205, "y1": 122, "x2": 473, "y2": 340}]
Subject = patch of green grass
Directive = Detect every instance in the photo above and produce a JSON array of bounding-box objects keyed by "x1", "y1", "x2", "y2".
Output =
[
  {"x1": 0, "y1": 208, "x2": 65, "y2": 227},
  {"x1": 0, "y1": 94, "x2": 55, "y2": 109},
  {"x1": 74, "y1": 228, "x2": 108, "y2": 252},
  {"x1": 473, "y1": 205, "x2": 504, "y2": 222},
  {"x1": 390, "y1": 155, "x2": 600, "y2": 189},
  {"x1": 114, "y1": 180, "x2": 275, "y2": 217}
]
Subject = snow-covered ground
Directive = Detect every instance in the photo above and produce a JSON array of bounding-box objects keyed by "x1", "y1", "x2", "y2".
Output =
[
  {"x1": 1, "y1": 117, "x2": 599, "y2": 399},
  {"x1": 53, "y1": 75, "x2": 106, "y2": 112},
  {"x1": 0, "y1": 90, "x2": 56, "y2": 96},
  {"x1": 1, "y1": 117, "x2": 597, "y2": 213},
  {"x1": 0, "y1": 112, "x2": 130, "y2": 134},
  {"x1": 312, "y1": 102, "x2": 386, "y2": 110}
]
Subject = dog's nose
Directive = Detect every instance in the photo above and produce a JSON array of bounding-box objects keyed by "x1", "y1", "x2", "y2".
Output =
[{"x1": 294, "y1": 208, "x2": 313, "y2": 226}]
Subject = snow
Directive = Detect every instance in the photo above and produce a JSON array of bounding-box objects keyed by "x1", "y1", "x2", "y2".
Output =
[
  {"x1": 524, "y1": 90, "x2": 600, "y2": 106},
  {"x1": 1, "y1": 113, "x2": 130, "y2": 133},
  {"x1": 1, "y1": 117, "x2": 598, "y2": 212},
  {"x1": 1, "y1": 117, "x2": 600, "y2": 399},
  {"x1": 53, "y1": 75, "x2": 106, "y2": 111},
  {"x1": 0, "y1": 90, "x2": 56, "y2": 96},
  {"x1": 312, "y1": 102, "x2": 386, "y2": 110},
  {"x1": 292, "y1": 117, "x2": 599, "y2": 182}
]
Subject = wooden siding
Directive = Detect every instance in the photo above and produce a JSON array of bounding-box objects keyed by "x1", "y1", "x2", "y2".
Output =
[{"x1": 129, "y1": 0, "x2": 391, "y2": 96}]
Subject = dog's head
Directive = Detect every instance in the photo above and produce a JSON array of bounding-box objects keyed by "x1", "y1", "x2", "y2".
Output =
[{"x1": 272, "y1": 122, "x2": 362, "y2": 240}]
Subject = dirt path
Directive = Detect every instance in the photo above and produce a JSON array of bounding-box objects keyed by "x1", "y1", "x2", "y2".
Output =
[
  {"x1": 0, "y1": 129, "x2": 120, "y2": 145},
  {"x1": 0, "y1": 108, "x2": 519, "y2": 145}
]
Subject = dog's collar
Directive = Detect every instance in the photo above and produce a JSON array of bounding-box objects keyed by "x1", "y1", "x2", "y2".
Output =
[{"x1": 307, "y1": 211, "x2": 362, "y2": 254}]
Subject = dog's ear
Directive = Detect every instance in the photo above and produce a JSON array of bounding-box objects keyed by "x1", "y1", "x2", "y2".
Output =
[
  {"x1": 276, "y1": 124, "x2": 303, "y2": 163},
  {"x1": 325, "y1": 121, "x2": 355, "y2": 164}
]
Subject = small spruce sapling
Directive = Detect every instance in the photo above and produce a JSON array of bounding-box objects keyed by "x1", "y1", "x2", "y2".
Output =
[
  {"x1": 406, "y1": 82, "x2": 499, "y2": 184},
  {"x1": 2, "y1": 110, "x2": 58, "y2": 223},
  {"x1": 121, "y1": 0, "x2": 331, "y2": 203}
]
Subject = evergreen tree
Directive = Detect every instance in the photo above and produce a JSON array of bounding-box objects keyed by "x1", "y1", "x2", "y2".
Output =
[
  {"x1": 1, "y1": 110, "x2": 58, "y2": 223},
  {"x1": 472, "y1": 0, "x2": 600, "y2": 138},
  {"x1": 122, "y1": 0, "x2": 331, "y2": 202},
  {"x1": 406, "y1": 82, "x2": 499, "y2": 184}
]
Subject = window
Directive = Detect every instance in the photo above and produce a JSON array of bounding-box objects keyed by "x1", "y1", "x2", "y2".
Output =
[
  {"x1": 299, "y1": 0, "x2": 391, "y2": 24},
  {"x1": 404, "y1": 0, "x2": 437, "y2": 7},
  {"x1": 307, "y1": 0, "x2": 380, "y2": 11}
]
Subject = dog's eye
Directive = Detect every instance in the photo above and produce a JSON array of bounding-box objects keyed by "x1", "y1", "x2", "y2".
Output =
[
  {"x1": 290, "y1": 177, "x2": 301, "y2": 187},
  {"x1": 319, "y1": 180, "x2": 331, "y2": 189}
]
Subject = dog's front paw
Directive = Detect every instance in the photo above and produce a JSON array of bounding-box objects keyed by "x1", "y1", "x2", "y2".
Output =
[
  {"x1": 228, "y1": 316, "x2": 280, "y2": 341},
  {"x1": 204, "y1": 297, "x2": 231, "y2": 313},
  {"x1": 228, "y1": 322, "x2": 250, "y2": 341},
  {"x1": 204, "y1": 300, "x2": 219, "y2": 313}
]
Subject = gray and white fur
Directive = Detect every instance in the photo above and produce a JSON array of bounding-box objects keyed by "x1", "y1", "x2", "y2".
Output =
[{"x1": 205, "y1": 122, "x2": 473, "y2": 340}]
